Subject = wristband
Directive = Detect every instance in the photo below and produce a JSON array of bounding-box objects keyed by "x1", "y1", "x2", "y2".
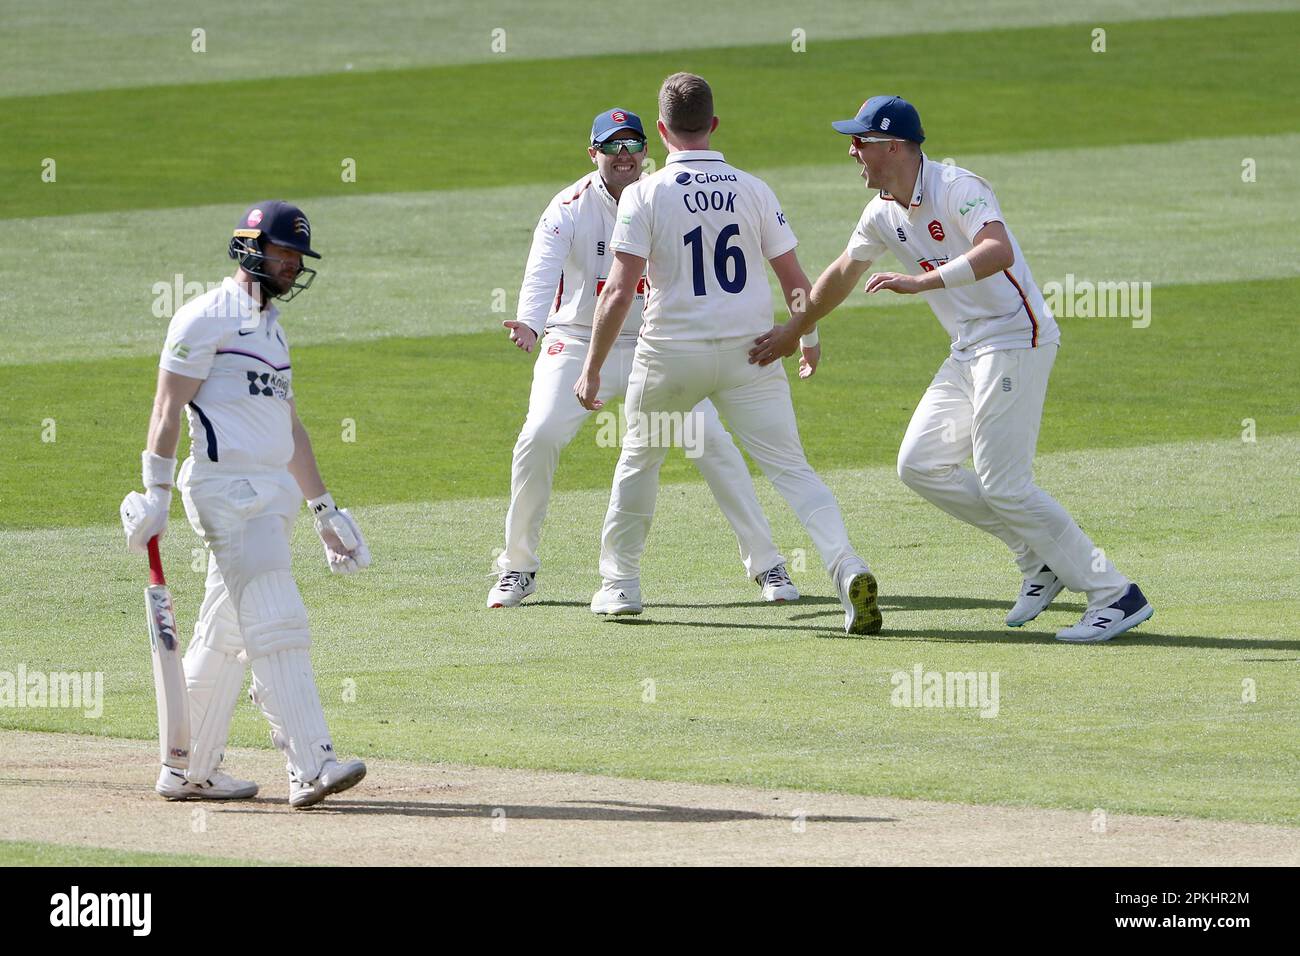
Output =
[
  {"x1": 142, "y1": 451, "x2": 177, "y2": 489},
  {"x1": 936, "y1": 255, "x2": 977, "y2": 289},
  {"x1": 307, "y1": 492, "x2": 337, "y2": 516},
  {"x1": 799, "y1": 328, "x2": 819, "y2": 348}
]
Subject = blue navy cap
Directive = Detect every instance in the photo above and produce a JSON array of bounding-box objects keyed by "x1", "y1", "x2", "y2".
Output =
[
  {"x1": 234, "y1": 200, "x2": 320, "y2": 258},
  {"x1": 591, "y1": 107, "x2": 645, "y2": 144},
  {"x1": 832, "y1": 95, "x2": 925, "y2": 144}
]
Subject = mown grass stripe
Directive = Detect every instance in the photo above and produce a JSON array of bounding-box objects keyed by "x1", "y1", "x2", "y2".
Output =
[{"x1": 3, "y1": 12, "x2": 1297, "y2": 218}]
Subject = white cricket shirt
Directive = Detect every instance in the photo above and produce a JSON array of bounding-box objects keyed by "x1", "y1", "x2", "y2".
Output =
[
  {"x1": 517, "y1": 171, "x2": 645, "y2": 340},
  {"x1": 847, "y1": 153, "x2": 1059, "y2": 359},
  {"x1": 159, "y1": 277, "x2": 295, "y2": 469},
  {"x1": 610, "y1": 150, "x2": 797, "y2": 342}
]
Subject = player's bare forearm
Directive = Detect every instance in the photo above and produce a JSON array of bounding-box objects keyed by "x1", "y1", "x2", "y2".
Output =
[
  {"x1": 965, "y1": 224, "x2": 1015, "y2": 278},
  {"x1": 866, "y1": 224, "x2": 1015, "y2": 296},
  {"x1": 287, "y1": 406, "x2": 328, "y2": 500},
  {"x1": 769, "y1": 249, "x2": 815, "y2": 336},
  {"x1": 807, "y1": 253, "x2": 873, "y2": 325},
  {"x1": 145, "y1": 369, "x2": 203, "y2": 484}
]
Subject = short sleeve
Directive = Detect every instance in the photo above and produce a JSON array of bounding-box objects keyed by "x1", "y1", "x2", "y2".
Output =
[
  {"x1": 846, "y1": 206, "x2": 888, "y2": 262},
  {"x1": 947, "y1": 176, "x2": 1005, "y2": 243},
  {"x1": 610, "y1": 183, "x2": 651, "y2": 258},
  {"x1": 159, "y1": 306, "x2": 222, "y2": 380},
  {"x1": 759, "y1": 182, "x2": 798, "y2": 260}
]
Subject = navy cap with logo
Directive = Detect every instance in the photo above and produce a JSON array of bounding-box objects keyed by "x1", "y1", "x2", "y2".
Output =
[
  {"x1": 832, "y1": 95, "x2": 925, "y2": 144},
  {"x1": 591, "y1": 107, "x2": 645, "y2": 144},
  {"x1": 232, "y1": 200, "x2": 321, "y2": 258}
]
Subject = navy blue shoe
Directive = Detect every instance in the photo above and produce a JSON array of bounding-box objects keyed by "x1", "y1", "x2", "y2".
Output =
[{"x1": 1055, "y1": 584, "x2": 1153, "y2": 643}]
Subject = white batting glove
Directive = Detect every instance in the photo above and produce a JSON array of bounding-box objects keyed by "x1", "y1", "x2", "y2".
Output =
[
  {"x1": 120, "y1": 451, "x2": 176, "y2": 553},
  {"x1": 308, "y1": 493, "x2": 371, "y2": 574},
  {"x1": 121, "y1": 487, "x2": 171, "y2": 553}
]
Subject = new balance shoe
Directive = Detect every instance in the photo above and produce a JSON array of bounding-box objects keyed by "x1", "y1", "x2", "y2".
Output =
[
  {"x1": 155, "y1": 766, "x2": 258, "y2": 801},
  {"x1": 838, "y1": 565, "x2": 882, "y2": 636},
  {"x1": 487, "y1": 570, "x2": 536, "y2": 608},
  {"x1": 756, "y1": 564, "x2": 800, "y2": 603},
  {"x1": 590, "y1": 580, "x2": 643, "y2": 616},
  {"x1": 1055, "y1": 584, "x2": 1153, "y2": 643},
  {"x1": 1006, "y1": 565, "x2": 1065, "y2": 627},
  {"x1": 289, "y1": 758, "x2": 367, "y2": 809}
]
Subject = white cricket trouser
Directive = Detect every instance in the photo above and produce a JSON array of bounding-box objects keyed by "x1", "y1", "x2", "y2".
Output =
[
  {"x1": 896, "y1": 343, "x2": 1129, "y2": 609},
  {"x1": 599, "y1": 335, "x2": 865, "y2": 585},
  {"x1": 500, "y1": 330, "x2": 782, "y2": 578},
  {"x1": 178, "y1": 459, "x2": 336, "y2": 784}
]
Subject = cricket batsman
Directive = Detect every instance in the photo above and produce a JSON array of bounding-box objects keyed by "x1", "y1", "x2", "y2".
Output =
[
  {"x1": 575, "y1": 76, "x2": 882, "y2": 634},
  {"x1": 120, "y1": 201, "x2": 370, "y2": 806},
  {"x1": 489, "y1": 107, "x2": 800, "y2": 609},
  {"x1": 753, "y1": 95, "x2": 1152, "y2": 642}
]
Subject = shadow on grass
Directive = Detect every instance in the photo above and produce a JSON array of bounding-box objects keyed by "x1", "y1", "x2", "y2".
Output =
[
  {"x1": 528, "y1": 595, "x2": 1298, "y2": 650},
  {"x1": 219, "y1": 798, "x2": 894, "y2": 823}
]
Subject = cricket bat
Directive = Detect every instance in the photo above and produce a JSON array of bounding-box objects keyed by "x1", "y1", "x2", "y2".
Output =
[{"x1": 145, "y1": 536, "x2": 190, "y2": 770}]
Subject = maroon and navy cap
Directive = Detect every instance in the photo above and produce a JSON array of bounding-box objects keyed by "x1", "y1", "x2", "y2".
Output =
[{"x1": 234, "y1": 200, "x2": 321, "y2": 258}]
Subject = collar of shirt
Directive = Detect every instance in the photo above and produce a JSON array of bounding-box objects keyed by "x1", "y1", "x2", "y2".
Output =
[
  {"x1": 594, "y1": 173, "x2": 620, "y2": 208},
  {"x1": 880, "y1": 151, "x2": 927, "y2": 211},
  {"x1": 665, "y1": 149, "x2": 726, "y2": 165},
  {"x1": 222, "y1": 275, "x2": 280, "y2": 325}
]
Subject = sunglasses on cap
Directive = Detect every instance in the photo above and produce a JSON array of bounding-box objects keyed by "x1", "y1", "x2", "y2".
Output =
[{"x1": 594, "y1": 138, "x2": 647, "y2": 155}]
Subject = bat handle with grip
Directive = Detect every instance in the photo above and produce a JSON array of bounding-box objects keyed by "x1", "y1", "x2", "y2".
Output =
[{"x1": 147, "y1": 536, "x2": 166, "y2": 587}]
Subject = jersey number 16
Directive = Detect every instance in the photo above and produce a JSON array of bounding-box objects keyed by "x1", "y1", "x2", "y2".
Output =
[{"x1": 684, "y1": 224, "x2": 747, "y2": 296}]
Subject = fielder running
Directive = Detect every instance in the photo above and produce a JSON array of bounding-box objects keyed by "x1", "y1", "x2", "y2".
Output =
[
  {"x1": 753, "y1": 95, "x2": 1152, "y2": 643},
  {"x1": 489, "y1": 107, "x2": 800, "y2": 608},
  {"x1": 120, "y1": 201, "x2": 370, "y2": 807},
  {"x1": 575, "y1": 75, "x2": 881, "y2": 634}
]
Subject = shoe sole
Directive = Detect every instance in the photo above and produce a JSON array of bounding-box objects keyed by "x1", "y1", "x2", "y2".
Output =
[
  {"x1": 156, "y1": 787, "x2": 258, "y2": 801},
  {"x1": 594, "y1": 606, "x2": 642, "y2": 616},
  {"x1": 1056, "y1": 605, "x2": 1154, "y2": 643},
  {"x1": 845, "y1": 572, "x2": 882, "y2": 636},
  {"x1": 1006, "y1": 580, "x2": 1066, "y2": 627}
]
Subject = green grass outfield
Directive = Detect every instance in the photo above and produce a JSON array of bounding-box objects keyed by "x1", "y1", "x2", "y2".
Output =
[
  {"x1": 2, "y1": 3, "x2": 1298, "y2": 835},
  {"x1": 0, "y1": 840, "x2": 260, "y2": 867}
]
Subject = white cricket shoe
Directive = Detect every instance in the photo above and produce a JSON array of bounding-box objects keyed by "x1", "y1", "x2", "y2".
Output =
[
  {"x1": 838, "y1": 565, "x2": 882, "y2": 636},
  {"x1": 289, "y1": 758, "x2": 367, "y2": 810},
  {"x1": 1055, "y1": 584, "x2": 1153, "y2": 643},
  {"x1": 756, "y1": 564, "x2": 800, "y2": 603},
  {"x1": 1006, "y1": 565, "x2": 1065, "y2": 627},
  {"x1": 590, "y1": 580, "x2": 642, "y2": 616},
  {"x1": 155, "y1": 766, "x2": 258, "y2": 801},
  {"x1": 487, "y1": 570, "x2": 537, "y2": 608}
]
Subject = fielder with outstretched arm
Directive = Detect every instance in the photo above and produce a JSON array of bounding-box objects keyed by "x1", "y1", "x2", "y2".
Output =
[
  {"x1": 489, "y1": 107, "x2": 801, "y2": 609},
  {"x1": 751, "y1": 96, "x2": 1152, "y2": 643},
  {"x1": 120, "y1": 201, "x2": 371, "y2": 807}
]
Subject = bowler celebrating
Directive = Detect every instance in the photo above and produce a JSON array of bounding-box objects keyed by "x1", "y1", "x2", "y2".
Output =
[
  {"x1": 755, "y1": 96, "x2": 1152, "y2": 642},
  {"x1": 575, "y1": 76, "x2": 881, "y2": 634},
  {"x1": 490, "y1": 108, "x2": 798, "y2": 609}
]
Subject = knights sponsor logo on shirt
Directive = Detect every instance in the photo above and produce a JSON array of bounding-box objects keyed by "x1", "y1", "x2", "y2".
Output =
[{"x1": 247, "y1": 370, "x2": 290, "y2": 399}]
